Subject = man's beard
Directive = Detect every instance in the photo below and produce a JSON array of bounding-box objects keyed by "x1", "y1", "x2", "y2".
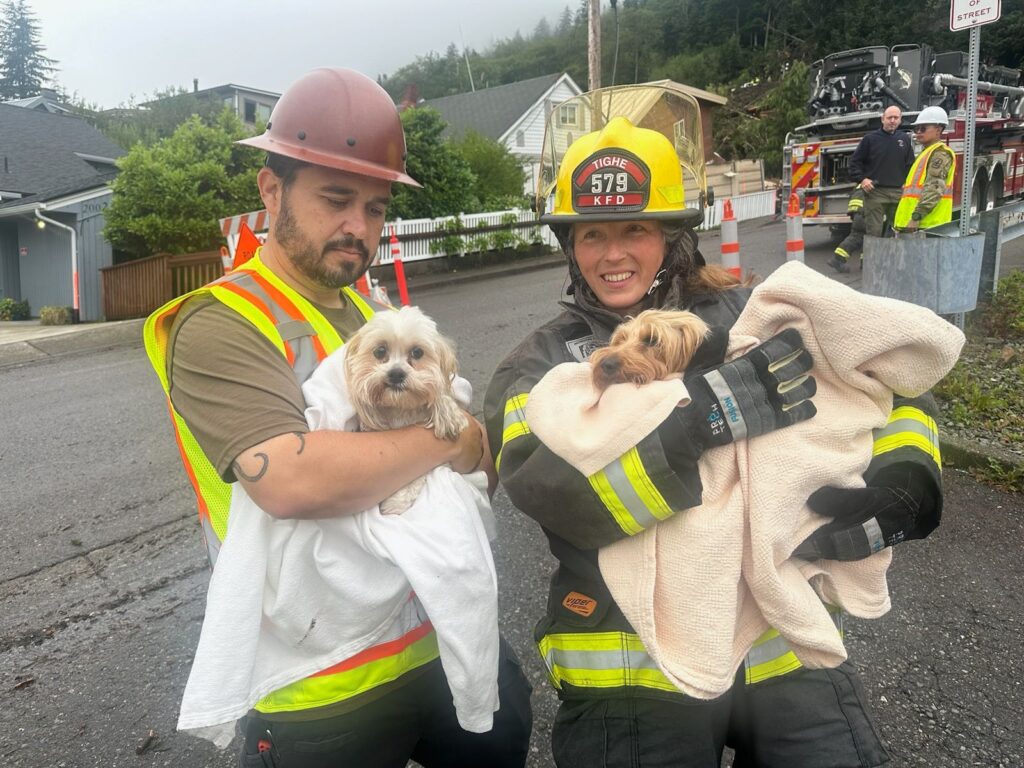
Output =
[{"x1": 274, "y1": 195, "x2": 372, "y2": 289}]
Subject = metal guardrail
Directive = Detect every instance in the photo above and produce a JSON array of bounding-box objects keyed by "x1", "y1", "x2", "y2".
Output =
[
  {"x1": 985, "y1": 198, "x2": 1024, "y2": 244},
  {"x1": 929, "y1": 198, "x2": 1024, "y2": 243},
  {"x1": 927, "y1": 198, "x2": 1024, "y2": 304}
]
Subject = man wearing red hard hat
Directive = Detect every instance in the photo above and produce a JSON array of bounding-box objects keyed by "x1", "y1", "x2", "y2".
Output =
[{"x1": 144, "y1": 68, "x2": 531, "y2": 767}]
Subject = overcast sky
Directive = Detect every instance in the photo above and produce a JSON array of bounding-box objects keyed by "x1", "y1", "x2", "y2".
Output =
[{"x1": 27, "y1": 0, "x2": 562, "y2": 108}]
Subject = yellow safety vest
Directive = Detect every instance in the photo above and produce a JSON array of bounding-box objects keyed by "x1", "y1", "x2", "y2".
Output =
[
  {"x1": 894, "y1": 142, "x2": 956, "y2": 229},
  {"x1": 143, "y1": 249, "x2": 440, "y2": 713}
]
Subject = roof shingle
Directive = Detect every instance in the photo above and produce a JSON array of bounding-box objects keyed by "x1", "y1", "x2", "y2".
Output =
[
  {"x1": 0, "y1": 104, "x2": 125, "y2": 199},
  {"x1": 421, "y1": 73, "x2": 566, "y2": 140}
]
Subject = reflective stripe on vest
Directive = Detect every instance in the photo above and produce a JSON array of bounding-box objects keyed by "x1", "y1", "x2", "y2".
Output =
[
  {"x1": 144, "y1": 250, "x2": 376, "y2": 552},
  {"x1": 254, "y1": 598, "x2": 440, "y2": 713},
  {"x1": 144, "y1": 250, "x2": 438, "y2": 714},
  {"x1": 872, "y1": 405, "x2": 942, "y2": 472},
  {"x1": 538, "y1": 609, "x2": 843, "y2": 693},
  {"x1": 894, "y1": 143, "x2": 956, "y2": 229}
]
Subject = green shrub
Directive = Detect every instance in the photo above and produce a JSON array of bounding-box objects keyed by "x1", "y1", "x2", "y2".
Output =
[
  {"x1": 0, "y1": 298, "x2": 30, "y2": 320},
  {"x1": 428, "y1": 215, "x2": 465, "y2": 257},
  {"x1": 39, "y1": 306, "x2": 72, "y2": 325},
  {"x1": 977, "y1": 271, "x2": 1024, "y2": 340},
  {"x1": 466, "y1": 234, "x2": 492, "y2": 254},
  {"x1": 488, "y1": 228, "x2": 520, "y2": 251}
]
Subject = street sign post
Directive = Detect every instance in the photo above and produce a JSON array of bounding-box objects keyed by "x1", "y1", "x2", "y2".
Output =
[
  {"x1": 950, "y1": 0, "x2": 1001, "y2": 238},
  {"x1": 949, "y1": 0, "x2": 1001, "y2": 328}
]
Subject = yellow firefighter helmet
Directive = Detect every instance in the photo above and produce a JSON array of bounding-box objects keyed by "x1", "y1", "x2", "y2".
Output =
[{"x1": 538, "y1": 83, "x2": 710, "y2": 228}]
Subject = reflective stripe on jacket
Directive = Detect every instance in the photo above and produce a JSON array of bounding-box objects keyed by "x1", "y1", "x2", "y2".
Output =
[
  {"x1": 143, "y1": 250, "x2": 440, "y2": 712},
  {"x1": 894, "y1": 142, "x2": 956, "y2": 229},
  {"x1": 539, "y1": 607, "x2": 845, "y2": 694}
]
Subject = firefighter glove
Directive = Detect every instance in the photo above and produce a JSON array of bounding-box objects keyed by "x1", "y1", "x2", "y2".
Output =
[
  {"x1": 674, "y1": 328, "x2": 817, "y2": 454},
  {"x1": 793, "y1": 463, "x2": 940, "y2": 561}
]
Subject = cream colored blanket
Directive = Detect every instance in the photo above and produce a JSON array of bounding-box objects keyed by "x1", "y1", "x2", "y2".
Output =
[{"x1": 526, "y1": 261, "x2": 964, "y2": 699}]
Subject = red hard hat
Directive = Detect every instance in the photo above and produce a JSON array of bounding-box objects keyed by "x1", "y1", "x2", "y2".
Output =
[{"x1": 237, "y1": 68, "x2": 420, "y2": 187}]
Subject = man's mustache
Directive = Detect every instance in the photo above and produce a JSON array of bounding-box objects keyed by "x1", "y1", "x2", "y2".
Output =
[{"x1": 323, "y1": 237, "x2": 370, "y2": 260}]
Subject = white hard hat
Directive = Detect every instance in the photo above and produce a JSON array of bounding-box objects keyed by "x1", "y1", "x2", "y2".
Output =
[{"x1": 914, "y1": 106, "x2": 949, "y2": 127}]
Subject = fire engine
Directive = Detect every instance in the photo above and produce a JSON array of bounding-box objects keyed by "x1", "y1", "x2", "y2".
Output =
[{"x1": 783, "y1": 44, "x2": 1024, "y2": 238}]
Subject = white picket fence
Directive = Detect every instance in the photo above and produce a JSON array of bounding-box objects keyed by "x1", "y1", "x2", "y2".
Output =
[
  {"x1": 374, "y1": 190, "x2": 779, "y2": 262},
  {"x1": 221, "y1": 190, "x2": 779, "y2": 266},
  {"x1": 698, "y1": 189, "x2": 778, "y2": 230},
  {"x1": 374, "y1": 209, "x2": 547, "y2": 265}
]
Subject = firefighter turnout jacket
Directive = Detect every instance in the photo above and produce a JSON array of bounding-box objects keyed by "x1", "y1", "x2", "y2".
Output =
[{"x1": 484, "y1": 279, "x2": 943, "y2": 701}]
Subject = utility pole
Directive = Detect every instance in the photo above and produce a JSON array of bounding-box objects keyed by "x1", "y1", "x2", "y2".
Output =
[{"x1": 588, "y1": 0, "x2": 601, "y2": 91}]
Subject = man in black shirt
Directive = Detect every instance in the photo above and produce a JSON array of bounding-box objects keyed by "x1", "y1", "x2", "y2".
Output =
[{"x1": 829, "y1": 106, "x2": 915, "y2": 273}]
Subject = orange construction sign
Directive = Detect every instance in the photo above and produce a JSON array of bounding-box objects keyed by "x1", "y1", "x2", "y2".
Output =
[{"x1": 234, "y1": 222, "x2": 263, "y2": 269}]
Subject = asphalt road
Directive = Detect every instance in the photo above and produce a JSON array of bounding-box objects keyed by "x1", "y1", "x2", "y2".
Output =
[{"x1": 2, "y1": 222, "x2": 1023, "y2": 767}]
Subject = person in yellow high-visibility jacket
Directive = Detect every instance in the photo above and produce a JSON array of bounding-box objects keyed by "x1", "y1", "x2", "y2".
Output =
[
  {"x1": 143, "y1": 68, "x2": 532, "y2": 767},
  {"x1": 894, "y1": 106, "x2": 957, "y2": 232}
]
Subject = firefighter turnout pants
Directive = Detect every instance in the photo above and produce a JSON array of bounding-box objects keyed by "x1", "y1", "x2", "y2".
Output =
[
  {"x1": 550, "y1": 661, "x2": 889, "y2": 768},
  {"x1": 836, "y1": 186, "x2": 903, "y2": 261}
]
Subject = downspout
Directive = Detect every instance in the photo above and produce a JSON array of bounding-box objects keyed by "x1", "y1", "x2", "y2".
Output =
[{"x1": 34, "y1": 207, "x2": 79, "y2": 323}]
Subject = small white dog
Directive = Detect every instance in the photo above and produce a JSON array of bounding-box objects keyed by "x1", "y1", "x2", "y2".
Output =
[{"x1": 344, "y1": 306, "x2": 468, "y2": 515}]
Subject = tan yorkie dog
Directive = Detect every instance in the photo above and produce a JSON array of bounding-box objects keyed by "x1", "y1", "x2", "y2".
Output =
[
  {"x1": 590, "y1": 309, "x2": 711, "y2": 391},
  {"x1": 344, "y1": 306, "x2": 468, "y2": 514}
]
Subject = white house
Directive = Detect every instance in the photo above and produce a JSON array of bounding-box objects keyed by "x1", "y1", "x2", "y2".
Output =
[{"x1": 421, "y1": 73, "x2": 583, "y2": 196}]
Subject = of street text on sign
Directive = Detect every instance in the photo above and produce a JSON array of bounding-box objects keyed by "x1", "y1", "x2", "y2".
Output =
[{"x1": 950, "y1": 0, "x2": 1001, "y2": 31}]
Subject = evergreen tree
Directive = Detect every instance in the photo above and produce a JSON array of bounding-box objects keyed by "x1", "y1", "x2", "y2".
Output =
[
  {"x1": 0, "y1": 0, "x2": 56, "y2": 99},
  {"x1": 375, "y1": 0, "x2": 1024, "y2": 172}
]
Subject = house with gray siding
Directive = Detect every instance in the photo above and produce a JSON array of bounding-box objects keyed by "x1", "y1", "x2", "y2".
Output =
[
  {"x1": 421, "y1": 73, "x2": 583, "y2": 196},
  {"x1": 0, "y1": 104, "x2": 125, "y2": 321},
  {"x1": 144, "y1": 82, "x2": 280, "y2": 127}
]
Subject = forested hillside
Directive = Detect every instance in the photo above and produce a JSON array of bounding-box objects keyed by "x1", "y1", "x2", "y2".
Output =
[{"x1": 379, "y1": 0, "x2": 1023, "y2": 173}]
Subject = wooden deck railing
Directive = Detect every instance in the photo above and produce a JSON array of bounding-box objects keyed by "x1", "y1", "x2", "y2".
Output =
[{"x1": 101, "y1": 251, "x2": 223, "y2": 321}]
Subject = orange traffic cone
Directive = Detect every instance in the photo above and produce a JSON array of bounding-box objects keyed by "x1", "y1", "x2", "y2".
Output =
[
  {"x1": 720, "y1": 199, "x2": 741, "y2": 279},
  {"x1": 785, "y1": 193, "x2": 805, "y2": 263},
  {"x1": 220, "y1": 246, "x2": 233, "y2": 274},
  {"x1": 390, "y1": 226, "x2": 410, "y2": 307}
]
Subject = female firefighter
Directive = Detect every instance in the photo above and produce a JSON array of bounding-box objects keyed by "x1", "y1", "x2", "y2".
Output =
[{"x1": 483, "y1": 84, "x2": 943, "y2": 767}]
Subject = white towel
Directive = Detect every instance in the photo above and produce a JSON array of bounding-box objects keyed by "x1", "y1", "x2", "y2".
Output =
[
  {"x1": 527, "y1": 262, "x2": 964, "y2": 699},
  {"x1": 177, "y1": 345, "x2": 500, "y2": 746}
]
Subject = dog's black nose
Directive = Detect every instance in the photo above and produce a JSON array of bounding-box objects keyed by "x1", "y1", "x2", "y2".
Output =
[
  {"x1": 386, "y1": 367, "x2": 406, "y2": 386},
  {"x1": 601, "y1": 357, "x2": 621, "y2": 376}
]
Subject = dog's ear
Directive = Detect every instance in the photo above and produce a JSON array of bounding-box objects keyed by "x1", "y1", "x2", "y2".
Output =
[
  {"x1": 344, "y1": 324, "x2": 367, "y2": 373},
  {"x1": 670, "y1": 313, "x2": 711, "y2": 370},
  {"x1": 435, "y1": 334, "x2": 459, "y2": 382}
]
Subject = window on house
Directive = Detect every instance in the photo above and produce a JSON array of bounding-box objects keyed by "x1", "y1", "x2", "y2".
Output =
[
  {"x1": 558, "y1": 104, "x2": 578, "y2": 127},
  {"x1": 256, "y1": 102, "x2": 272, "y2": 124},
  {"x1": 516, "y1": 130, "x2": 525, "y2": 147},
  {"x1": 244, "y1": 99, "x2": 257, "y2": 124}
]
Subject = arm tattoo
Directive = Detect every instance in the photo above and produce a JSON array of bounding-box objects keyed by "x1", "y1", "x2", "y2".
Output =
[
  {"x1": 294, "y1": 432, "x2": 306, "y2": 455},
  {"x1": 234, "y1": 453, "x2": 269, "y2": 482}
]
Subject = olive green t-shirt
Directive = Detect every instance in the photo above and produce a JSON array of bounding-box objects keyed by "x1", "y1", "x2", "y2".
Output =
[{"x1": 167, "y1": 293, "x2": 367, "y2": 482}]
